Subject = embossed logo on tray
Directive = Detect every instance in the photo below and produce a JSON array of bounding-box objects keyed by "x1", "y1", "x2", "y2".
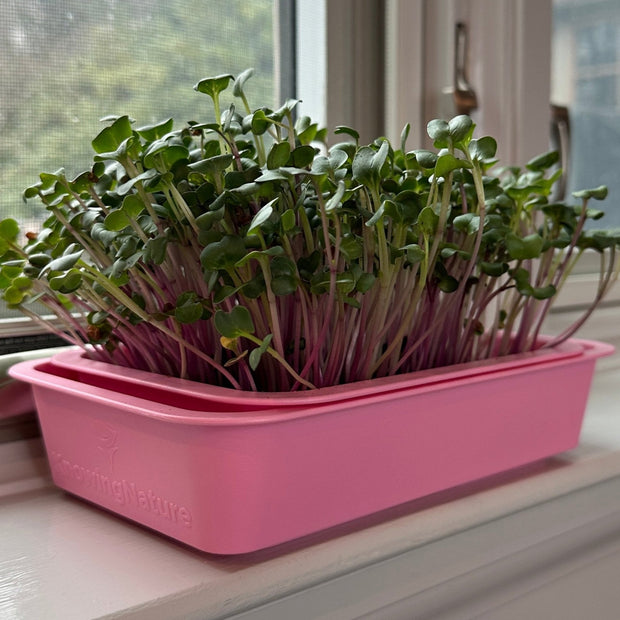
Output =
[
  {"x1": 96, "y1": 423, "x2": 119, "y2": 471},
  {"x1": 49, "y1": 449, "x2": 192, "y2": 529}
]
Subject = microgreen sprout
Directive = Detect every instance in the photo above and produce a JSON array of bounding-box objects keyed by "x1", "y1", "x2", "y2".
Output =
[{"x1": 1, "y1": 71, "x2": 618, "y2": 391}]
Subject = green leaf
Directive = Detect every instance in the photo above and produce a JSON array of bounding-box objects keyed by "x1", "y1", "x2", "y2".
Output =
[
  {"x1": 93, "y1": 136, "x2": 138, "y2": 163},
  {"x1": 328, "y1": 148, "x2": 349, "y2": 170},
  {"x1": 27, "y1": 253, "x2": 52, "y2": 268},
  {"x1": 88, "y1": 311, "x2": 110, "y2": 326},
  {"x1": 281, "y1": 209, "x2": 296, "y2": 232},
  {"x1": 526, "y1": 150, "x2": 559, "y2": 172},
  {"x1": 383, "y1": 199, "x2": 403, "y2": 224},
  {"x1": 200, "y1": 235, "x2": 246, "y2": 270},
  {"x1": 427, "y1": 119, "x2": 450, "y2": 147},
  {"x1": 45, "y1": 250, "x2": 84, "y2": 273},
  {"x1": 2, "y1": 263, "x2": 25, "y2": 277},
  {"x1": 400, "y1": 123, "x2": 411, "y2": 153},
  {"x1": 435, "y1": 153, "x2": 471, "y2": 177},
  {"x1": 273, "y1": 98, "x2": 301, "y2": 118},
  {"x1": 251, "y1": 109, "x2": 270, "y2": 134},
  {"x1": 365, "y1": 203, "x2": 385, "y2": 227},
  {"x1": 213, "y1": 284, "x2": 240, "y2": 303},
  {"x1": 249, "y1": 333, "x2": 273, "y2": 370},
  {"x1": 232, "y1": 68, "x2": 255, "y2": 97},
  {"x1": 255, "y1": 169, "x2": 289, "y2": 183},
  {"x1": 248, "y1": 349, "x2": 262, "y2": 370},
  {"x1": 122, "y1": 194, "x2": 145, "y2": 219},
  {"x1": 194, "y1": 74, "x2": 234, "y2": 98},
  {"x1": 271, "y1": 275, "x2": 297, "y2": 296},
  {"x1": 115, "y1": 169, "x2": 159, "y2": 196},
  {"x1": 270, "y1": 255, "x2": 296, "y2": 277},
  {"x1": 23, "y1": 184, "x2": 42, "y2": 200},
  {"x1": 335, "y1": 235, "x2": 360, "y2": 260},
  {"x1": 505, "y1": 232, "x2": 544, "y2": 261},
  {"x1": 532, "y1": 284, "x2": 557, "y2": 300},
  {"x1": 330, "y1": 142, "x2": 356, "y2": 160},
  {"x1": 4, "y1": 285, "x2": 26, "y2": 305},
  {"x1": 267, "y1": 141, "x2": 291, "y2": 169},
  {"x1": 310, "y1": 155, "x2": 332, "y2": 176},
  {"x1": 438, "y1": 275, "x2": 458, "y2": 293},
  {"x1": 401, "y1": 243, "x2": 426, "y2": 263},
  {"x1": 241, "y1": 273, "x2": 266, "y2": 298},
  {"x1": 297, "y1": 120, "x2": 319, "y2": 145},
  {"x1": 0, "y1": 219, "x2": 19, "y2": 241},
  {"x1": 480, "y1": 261, "x2": 508, "y2": 277},
  {"x1": 352, "y1": 146, "x2": 379, "y2": 187},
  {"x1": 441, "y1": 246, "x2": 467, "y2": 260},
  {"x1": 372, "y1": 140, "x2": 390, "y2": 175},
  {"x1": 290, "y1": 145, "x2": 316, "y2": 168},
  {"x1": 469, "y1": 136, "x2": 497, "y2": 161},
  {"x1": 110, "y1": 258, "x2": 128, "y2": 281},
  {"x1": 143, "y1": 236, "x2": 168, "y2": 264},
  {"x1": 92, "y1": 116, "x2": 133, "y2": 154},
  {"x1": 511, "y1": 267, "x2": 533, "y2": 295},
  {"x1": 196, "y1": 207, "x2": 225, "y2": 231},
  {"x1": 235, "y1": 246, "x2": 285, "y2": 268},
  {"x1": 325, "y1": 180, "x2": 346, "y2": 213},
  {"x1": 247, "y1": 198, "x2": 277, "y2": 235},
  {"x1": 189, "y1": 154, "x2": 235, "y2": 176},
  {"x1": 136, "y1": 118, "x2": 174, "y2": 141},
  {"x1": 417, "y1": 206, "x2": 439, "y2": 236},
  {"x1": 104, "y1": 210, "x2": 131, "y2": 232},
  {"x1": 334, "y1": 126, "x2": 360, "y2": 141},
  {"x1": 453, "y1": 213, "x2": 481, "y2": 235},
  {"x1": 448, "y1": 115, "x2": 474, "y2": 143},
  {"x1": 572, "y1": 185, "x2": 608, "y2": 201},
  {"x1": 412, "y1": 150, "x2": 438, "y2": 169},
  {"x1": 356, "y1": 272, "x2": 376, "y2": 292},
  {"x1": 49, "y1": 269, "x2": 82, "y2": 294},
  {"x1": 175, "y1": 293, "x2": 204, "y2": 324},
  {"x1": 214, "y1": 305, "x2": 255, "y2": 338},
  {"x1": 335, "y1": 271, "x2": 356, "y2": 294},
  {"x1": 143, "y1": 141, "x2": 189, "y2": 170}
]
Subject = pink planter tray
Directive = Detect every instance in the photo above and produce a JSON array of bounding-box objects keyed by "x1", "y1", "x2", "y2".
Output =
[
  {"x1": 9, "y1": 337, "x2": 613, "y2": 554},
  {"x1": 50, "y1": 337, "x2": 586, "y2": 410},
  {"x1": 0, "y1": 347, "x2": 73, "y2": 420}
]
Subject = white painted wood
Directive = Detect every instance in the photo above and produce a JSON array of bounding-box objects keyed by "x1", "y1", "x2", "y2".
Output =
[
  {"x1": 296, "y1": 0, "x2": 327, "y2": 129},
  {"x1": 418, "y1": 0, "x2": 552, "y2": 162},
  {"x1": 384, "y1": 0, "x2": 424, "y2": 144},
  {"x1": 229, "y1": 482, "x2": 620, "y2": 620},
  {"x1": 297, "y1": 0, "x2": 386, "y2": 145}
]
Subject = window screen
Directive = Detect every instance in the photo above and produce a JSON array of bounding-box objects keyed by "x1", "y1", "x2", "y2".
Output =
[{"x1": 0, "y1": 0, "x2": 275, "y2": 320}]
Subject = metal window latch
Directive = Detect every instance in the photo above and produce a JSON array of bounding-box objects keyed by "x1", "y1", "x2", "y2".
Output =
[
  {"x1": 454, "y1": 22, "x2": 478, "y2": 116},
  {"x1": 550, "y1": 104, "x2": 571, "y2": 201}
]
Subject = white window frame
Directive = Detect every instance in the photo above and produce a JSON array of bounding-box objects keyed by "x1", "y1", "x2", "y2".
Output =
[
  {"x1": 314, "y1": 0, "x2": 619, "y2": 329},
  {"x1": 384, "y1": 0, "x2": 620, "y2": 319}
]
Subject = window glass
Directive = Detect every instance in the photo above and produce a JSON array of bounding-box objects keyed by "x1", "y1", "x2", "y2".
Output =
[
  {"x1": 1, "y1": 0, "x2": 274, "y2": 223},
  {"x1": 0, "y1": 0, "x2": 275, "y2": 319},
  {"x1": 552, "y1": 0, "x2": 620, "y2": 228}
]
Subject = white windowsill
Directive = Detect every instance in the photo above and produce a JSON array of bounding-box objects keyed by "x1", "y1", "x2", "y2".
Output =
[{"x1": 1, "y1": 310, "x2": 620, "y2": 619}]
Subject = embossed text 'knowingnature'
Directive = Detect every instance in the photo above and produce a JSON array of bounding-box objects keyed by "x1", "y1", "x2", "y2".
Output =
[{"x1": 50, "y1": 450, "x2": 192, "y2": 528}]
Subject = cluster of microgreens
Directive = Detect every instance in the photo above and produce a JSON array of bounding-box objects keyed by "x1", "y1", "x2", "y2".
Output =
[{"x1": 0, "y1": 69, "x2": 618, "y2": 391}]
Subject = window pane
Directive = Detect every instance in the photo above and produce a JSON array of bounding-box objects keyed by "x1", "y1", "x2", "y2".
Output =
[
  {"x1": 552, "y1": 0, "x2": 620, "y2": 228},
  {"x1": 0, "y1": 0, "x2": 275, "y2": 319},
  {"x1": 1, "y1": 0, "x2": 274, "y2": 222}
]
